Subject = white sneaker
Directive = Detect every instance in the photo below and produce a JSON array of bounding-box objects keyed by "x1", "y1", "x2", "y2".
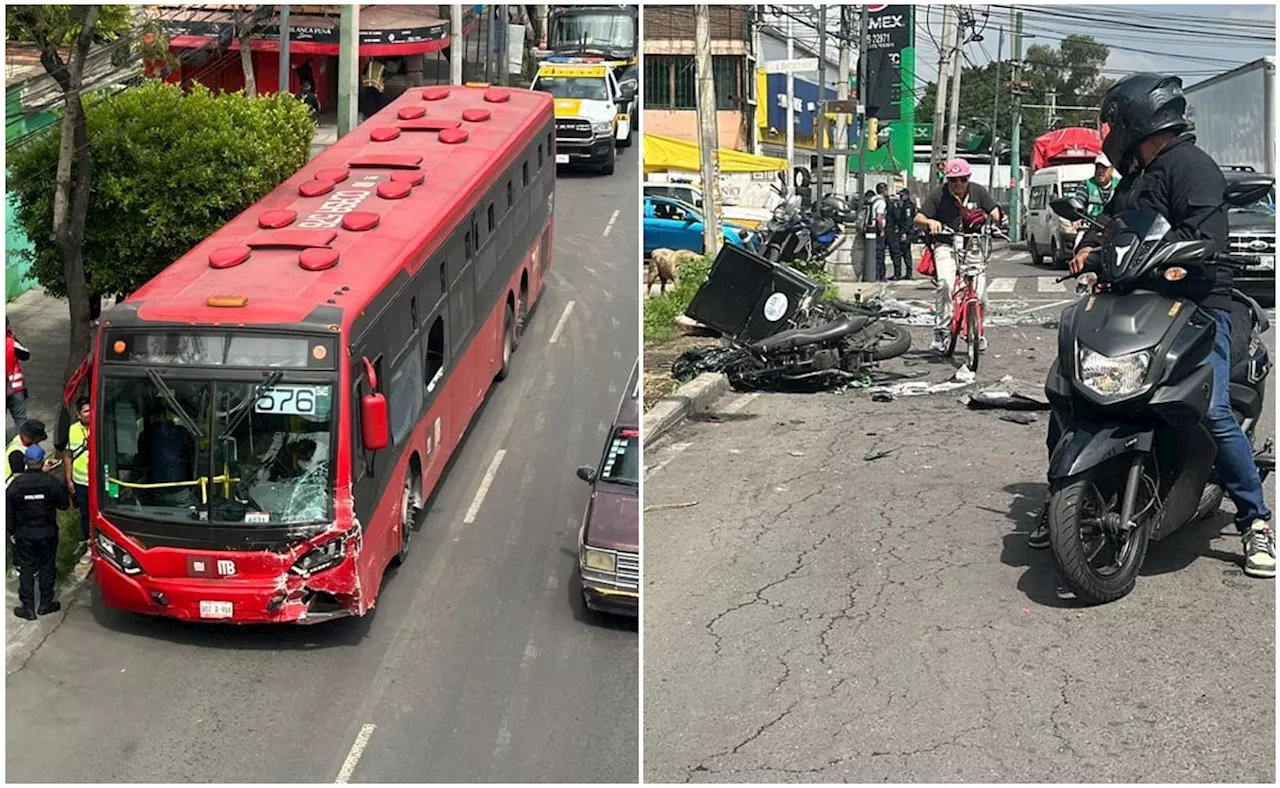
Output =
[
  {"x1": 978, "y1": 335, "x2": 988, "y2": 352},
  {"x1": 1243, "y1": 520, "x2": 1276, "y2": 578},
  {"x1": 929, "y1": 330, "x2": 947, "y2": 353}
]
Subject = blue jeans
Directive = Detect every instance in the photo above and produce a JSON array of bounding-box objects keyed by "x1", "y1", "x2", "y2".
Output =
[{"x1": 1047, "y1": 306, "x2": 1271, "y2": 531}]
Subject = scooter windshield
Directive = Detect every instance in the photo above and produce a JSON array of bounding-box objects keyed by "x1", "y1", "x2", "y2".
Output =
[{"x1": 1100, "y1": 210, "x2": 1171, "y2": 283}]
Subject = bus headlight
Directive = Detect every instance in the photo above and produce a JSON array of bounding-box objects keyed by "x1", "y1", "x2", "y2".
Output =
[
  {"x1": 581, "y1": 546, "x2": 616, "y2": 573},
  {"x1": 96, "y1": 531, "x2": 143, "y2": 576},
  {"x1": 592, "y1": 120, "x2": 614, "y2": 136},
  {"x1": 291, "y1": 536, "x2": 347, "y2": 577},
  {"x1": 1079, "y1": 348, "x2": 1151, "y2": 397}
]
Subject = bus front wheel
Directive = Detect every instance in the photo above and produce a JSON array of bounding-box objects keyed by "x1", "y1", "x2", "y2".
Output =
[{"x1": 497, "y1": 304, "x2": 515, "y2": 381}]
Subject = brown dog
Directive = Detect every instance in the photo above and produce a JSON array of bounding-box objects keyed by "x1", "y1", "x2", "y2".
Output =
[{"x1": 646, "y1": 248, "x2": 702, "y2": 295}]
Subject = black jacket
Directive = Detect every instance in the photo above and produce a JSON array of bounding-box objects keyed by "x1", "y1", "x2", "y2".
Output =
[
  {"x1": 1081, "y1": 134, "x2": 1232, "y2": 311},
  {"x1": 7, "y1": 469, "x2": 70, "y2": 540}
]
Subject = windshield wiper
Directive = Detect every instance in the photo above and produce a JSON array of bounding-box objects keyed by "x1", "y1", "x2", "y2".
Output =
[
  {"x1": 146, "y1": 368, "x2": 205, "y2": 440},
  {"x1": 219, "y1": 371, "x2": 284, "y2": 440}
]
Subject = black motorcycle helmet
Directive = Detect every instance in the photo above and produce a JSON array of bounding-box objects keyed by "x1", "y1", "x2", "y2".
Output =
[
  {"x1": 1100, "y1": 73, "x2": 1189, "y2": 176},
  {"x1": 821, "y1": 193, "x2": 853, "y2": 222}
]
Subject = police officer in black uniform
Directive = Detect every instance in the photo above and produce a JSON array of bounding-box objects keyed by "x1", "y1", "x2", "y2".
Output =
[{"x1": 7, "y1": 444, "x2": 70, "y2": 619}]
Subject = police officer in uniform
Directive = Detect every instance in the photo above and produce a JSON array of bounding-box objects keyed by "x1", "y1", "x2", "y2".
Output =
[{"x1": 7, "y1": 444, "x2": 70, "y2": 619}]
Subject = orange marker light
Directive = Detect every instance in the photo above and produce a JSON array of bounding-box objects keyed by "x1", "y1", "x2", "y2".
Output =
[
  {"x1": 207, "y1": 295, "x2": 248, "y2": 308},
  {"x1": 113, "y1": 340, "x2": 127, "y2": 354},
  {"x1": 1164, "y1": 267, "x2": 1187, "y2": 282},
  {"x1": 313, "y1": 344, "x2": 327, "y2": 360}
]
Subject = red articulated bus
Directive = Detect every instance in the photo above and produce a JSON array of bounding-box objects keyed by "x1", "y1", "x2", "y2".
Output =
[{"x1": 67, "y1": 84, "x2": 556, "y2": 624}]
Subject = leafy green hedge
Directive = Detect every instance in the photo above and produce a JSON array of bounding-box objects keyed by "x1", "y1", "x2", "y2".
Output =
[{"x1": 7, "y1": 80, "x2": 315, "y2": 300}]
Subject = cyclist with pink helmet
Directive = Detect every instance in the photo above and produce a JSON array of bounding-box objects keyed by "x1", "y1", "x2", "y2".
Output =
[{"x1": 914, "y1": 158, "x2": 1006, "y2": 352}]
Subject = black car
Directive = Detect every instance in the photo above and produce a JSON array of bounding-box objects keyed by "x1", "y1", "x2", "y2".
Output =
[{"x1": 1222, "y1": 166, "x2": 1276, "y2": 305}]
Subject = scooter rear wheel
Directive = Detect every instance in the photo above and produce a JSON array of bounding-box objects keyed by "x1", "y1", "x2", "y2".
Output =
[{"x1": 1049, "y1": 465, "x2": 1153, "y2": 605}]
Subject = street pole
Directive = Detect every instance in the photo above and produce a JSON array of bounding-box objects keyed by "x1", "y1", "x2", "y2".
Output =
[
  {"x1": 856, "y1": 5, "x2": 875, "y2": 283},
  {"x1": 694, "y1": 4, "x2": 724, "y2": 258},
  {"x1": 929, "y1": 6, "x2": 952, "y2": 176},
  {"x1": 496, "y1": 6, "x2": 507, "y2": 86},
  {"x1": 945, "y1": 10, "x2": 965, "y2": 167},
  {"x1": 1047, "y1": 88, "x2": 1056, "y2": 129},
  {"x1": 278, "y1": 5, "x2": 290, "y2": 95},
  {"x1": 785, "y1": 13, "x2": 795, "y2": 179},
  {"x1": 989, "y1": 25, "x2": 1002, "y2": 194},
  {"x1": 451, "y1": 5, "x2": 464, "y2": 85},
  {"x1": 815, "y1": 4, "x2": 827, "y2": 209},
  {"x1": 1009, "y1": 9, "x2": 1023, "y2": 242},
  {"x1": 834, "y1": 6, "x2": 851, "y2": 200},
  {"x1": 337, "y1": 5, "x2": 359, "y2": 137}
]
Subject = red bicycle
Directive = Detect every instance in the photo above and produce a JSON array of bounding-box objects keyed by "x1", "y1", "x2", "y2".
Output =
[{"x1": 938, "y1": 223, "x2": 1007, "y2": 372}]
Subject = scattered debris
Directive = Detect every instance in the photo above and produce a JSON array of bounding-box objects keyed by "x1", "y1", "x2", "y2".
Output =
[
  {"x1": 863, "y1": 448, "x2": 896, "y2": 461},
  {"x1": 966, "y1": 390, "x2": 1051, "y2": 411},
  {"x1": 865, "y1": 377, "x2": 975, "y2": 399},
  {"x1": 871, "y1": 391, "x2": 896, "y2": 402},
  {"x1": 953, "y1": 364, "x2": 976, "y2": 384},
  {"x1": 644, "y1": 501, "x2": 699, "y2": 513},
  {"x1": 1000, "y1": 412, "x2": 1040, "y2": 425},
  {"x1": 788, "y1": 450, "x2": 806, "y2": 457}
]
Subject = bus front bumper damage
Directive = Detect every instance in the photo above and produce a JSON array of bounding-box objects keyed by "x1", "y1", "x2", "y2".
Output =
[{"x1": 93, "y1": 526, "x2": 367, "y2": 625}]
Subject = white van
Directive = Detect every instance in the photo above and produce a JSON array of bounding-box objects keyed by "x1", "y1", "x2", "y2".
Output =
[{"x1": 1025, "y1": 163, "x2": 1095, "y2": 267}]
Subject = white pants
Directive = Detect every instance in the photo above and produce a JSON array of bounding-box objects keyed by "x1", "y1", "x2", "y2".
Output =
[{"x1": 933, "y1": 245, "x2": 987, "y2": 333}]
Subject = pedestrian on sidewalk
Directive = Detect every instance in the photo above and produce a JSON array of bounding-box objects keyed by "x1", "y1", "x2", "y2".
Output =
[
  {"x1": 5, "y1": 419, "x2": 48, "y2": 488},
  {"x1": 887, "y1": 188, "x2": 916, "y2": 280},
  {"x1": 7, "y1": 444, "x2": 69, "y2": 620},
  {"x1": 6, "y1": 318, "x2": 31, "y2": 435},
  {"x1": 872, "y1": 183, "x2": 889, "y2": 281},
  {"x1": 65, "y1": 398, "x2": 92, "y2": 562}
]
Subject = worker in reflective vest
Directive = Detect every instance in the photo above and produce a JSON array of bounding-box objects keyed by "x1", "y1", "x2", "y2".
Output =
[
  {"x1": 65, "y1": 397, "x2": 93, "y2": 552},
  {"x1": 6, "y1": 318, "x2": 30, "y2": 435},
  {"x1": 5, "y1": 420, "x2": 47, "y2": 488}
]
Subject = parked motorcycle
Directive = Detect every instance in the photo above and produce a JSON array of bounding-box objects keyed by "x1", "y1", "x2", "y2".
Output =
[
  {"x1": 1042, "y1": 174, "x2": 1276, "y2": 604},
  {"x1": 758, "y1": 171, "x2": 855, "y2": 272},
  {"x1": 676, "y1": 242, "x2": 911, "y2": 391}
]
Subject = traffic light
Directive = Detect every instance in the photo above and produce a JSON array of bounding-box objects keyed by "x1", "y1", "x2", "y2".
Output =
[{"x1": 868, "y1": 118, "x2": 879, "y2": 151}]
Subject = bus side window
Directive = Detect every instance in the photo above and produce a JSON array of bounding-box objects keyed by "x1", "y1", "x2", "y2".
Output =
[
  {"x1": 465, "y1": 228, "x2": 473, "y2": 260},
  {"x1": 522, "y1": 161, "x2": 529, "y2": 191},
  {"x1": 411, "y1": 296, "x2": 418, "y2": 327},
  {"x1": 537, "y1": 143, "x2": 543, "y2": 169},
  {"x1": 425, "y1": 316, "x2": 445, "y2": 392},
  {"x1": 439, "y1": 262, "x2": 446, "y2": 296},
  {"x1": 487, "y1": 203, "x2": 495, "y2": 234},
  {"x1": 507, "y1": 180, "x2": 513, "y2": 211}
]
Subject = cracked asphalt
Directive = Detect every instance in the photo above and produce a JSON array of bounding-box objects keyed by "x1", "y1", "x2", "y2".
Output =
[{"x1": 643, "y1": 320, "x2": 1276, "y2": 783}]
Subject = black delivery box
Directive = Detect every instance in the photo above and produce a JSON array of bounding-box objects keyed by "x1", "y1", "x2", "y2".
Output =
[{"x1": 685, "y1": 243, "x2": 824, "y2": 344}]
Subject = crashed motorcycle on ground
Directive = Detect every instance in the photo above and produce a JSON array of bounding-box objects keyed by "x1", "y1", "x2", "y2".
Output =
[
  {"x1": 1043, "y1": 175, "x2": 1276, "y2": 605},
  {"x1": 673, "y1": 243, "x2": 912, "y2": 391},
  {"x1": 758, "y1": 171, "x2": 855, "y2": 273}
]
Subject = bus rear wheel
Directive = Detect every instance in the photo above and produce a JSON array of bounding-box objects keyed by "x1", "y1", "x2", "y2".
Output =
[
  {"x1": 497, "y1": 304, "x2": 515, "y2": 381},
  {"x1": 392, "y1": 475, "x2": 419, "y2": 566}
]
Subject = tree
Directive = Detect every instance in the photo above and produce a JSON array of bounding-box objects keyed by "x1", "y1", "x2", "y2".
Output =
[
  {"x1": 5, "y1": 4, "x2": 136, "y2": 378},
  {"x1": 8, "y1": 81, "x2": 315, "y2": 307},
  {"x1": 915, "y1": 35, "x2": 1112, "y2": 165},
  {"x1": 232, "y1": 5, "x2": 257, "y2": 97}
]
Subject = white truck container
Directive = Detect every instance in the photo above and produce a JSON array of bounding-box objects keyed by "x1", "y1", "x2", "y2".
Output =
[{"x1": 1184, "y1": 57, "x2": 1276, "y2": 174}]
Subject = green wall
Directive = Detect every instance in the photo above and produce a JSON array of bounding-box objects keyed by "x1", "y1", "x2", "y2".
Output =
[{"x1": 6, "y1": 84, "x2": 57, "y2": 302}]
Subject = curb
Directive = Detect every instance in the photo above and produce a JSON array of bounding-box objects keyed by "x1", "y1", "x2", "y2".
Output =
[
  {"x1": 643, "y1": 372, "x2": 730, "y2": 447},
  {"x1": 5, "y1": 559, "x2": 94, "y2": 675}
]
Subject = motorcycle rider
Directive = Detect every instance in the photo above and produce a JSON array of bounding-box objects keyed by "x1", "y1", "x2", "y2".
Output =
[
  {"x1": 1027, "y1": 73, "x2": 1274, "y2": 580},
  {"x1": 914, "y1": 159, "x2": 1004, "y2": 353}
]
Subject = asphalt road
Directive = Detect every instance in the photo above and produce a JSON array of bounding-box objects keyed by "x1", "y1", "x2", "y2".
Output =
[
  {"x1": 6, "y1": 151, "x2": 640, "y2": 783},
  {"x1": 643, "y1": 317, "x2": 1276, "y2": 783}
]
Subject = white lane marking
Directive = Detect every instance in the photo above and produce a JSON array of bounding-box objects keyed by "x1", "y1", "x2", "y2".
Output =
[
  {"x1": 644, "y1": 441, "x2": 693, "y2": 479},
  {"x1": 463, "y1": 449, "x2": 507, "y2": 524},
  {"x1": 335, "y1": 724, "x2": 376, "y2": 783},
  {"x1": 722, "y1": 392, "x2": 760, "y2": 414},
  {"x1": 549, "y1": 300, "x2": 576, "y2": 344},
  {"x1": 602, "y1": 209, "x2": 620, "y2": 237},
  {"x1": 985, "y1": 277, "x2": 1017, "y2": 293},
  {"x1": 1038, "y1": 276, "x2": 1065, "y2": 292}
]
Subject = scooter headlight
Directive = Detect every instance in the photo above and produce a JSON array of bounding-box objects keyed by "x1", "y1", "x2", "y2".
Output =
[{"x1": 1078, "y1": 347, "x2": 1151, "y2": 397}]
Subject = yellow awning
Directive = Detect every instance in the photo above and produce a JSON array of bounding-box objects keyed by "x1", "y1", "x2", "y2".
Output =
[{"x1": 642, "y1": 134, "x2": 787, "y2": 174}]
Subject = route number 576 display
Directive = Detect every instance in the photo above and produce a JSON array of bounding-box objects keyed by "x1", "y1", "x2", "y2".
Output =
[{"x1": 255, "y1": 385, "x2": 331, "y2": 417}]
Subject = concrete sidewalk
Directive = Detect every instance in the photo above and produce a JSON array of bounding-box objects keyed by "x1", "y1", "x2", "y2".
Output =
[{"x1": 6, "y1": 287, "x2": 93, "y2": 671}]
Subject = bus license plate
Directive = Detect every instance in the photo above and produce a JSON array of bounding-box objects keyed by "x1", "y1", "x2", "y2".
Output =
[
  {"x1": 1258, "y1": 255, "x2": 1274, "y2": 270},
  {"x1": 199, "y1": 601, "x2": 233, "y2": 619},
  {"x1": 555, "y1": 154, "x2": 569, "y2": 164}
]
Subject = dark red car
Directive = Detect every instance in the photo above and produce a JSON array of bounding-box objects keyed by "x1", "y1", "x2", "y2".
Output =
[{"x1": 575, "y1": 360, "x2": 640, "y2": 616}]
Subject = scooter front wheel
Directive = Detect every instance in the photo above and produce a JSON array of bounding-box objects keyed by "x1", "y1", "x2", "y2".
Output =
[{"x1": 1049, "y1": 465, "x2": 1153, "y2": 605}]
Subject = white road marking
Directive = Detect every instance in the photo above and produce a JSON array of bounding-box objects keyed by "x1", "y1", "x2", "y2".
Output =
[
  {"x1": 602, "y1": 209, "x2": 620, "y2": 237},
  {"x1": 335, "y1": 724, "x2": 376, "y2": 783},
  {"x1": 1038, "y1": 276, "x2": 1065, "y2": 292},
  {"x1": 549, "y1": 300, "x2": 576, "y2": 344},
  {"x1": 722, "y1": 392, "x2": 760, "y2": 414},
  {"x1": 985, "y1": 277, "x2": 1017, "y2": 293},
  {"x1": 463, "y1": 449, "x2": 507, "y2": 524}
]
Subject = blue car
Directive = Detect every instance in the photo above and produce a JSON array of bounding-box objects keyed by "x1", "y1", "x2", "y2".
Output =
[{"x1": 643, "y1": 195, "x2": 757, "y2": 257}]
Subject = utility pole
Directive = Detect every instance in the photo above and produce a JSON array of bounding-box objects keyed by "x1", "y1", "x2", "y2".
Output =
[
  {"x1": 694, "y1": 4, "x2": 724, "y2": 258},
  {"x1": 856, "y1": 5, "x2": 874, "y2": 283},
  {"x1": 815, "y1": 4, "x2": 827, "y2": 209},
  {"x1": 945, "y1": 9, "x2": 965, "y2": 166},
  {"x1": 834, "y1": 6, "x2": 851, "y2": 199},
  {"x1": 785, "y1": 13, "x2": 795, "y2": 178},
  {"x1": 1047, "y1": 88, "x2": 1056, "y2": 129},
  {"x1": 450, "y1": 5, "x2": 463, "y2": 85},
  {"x1": 278, "y1": 5, "x2": 290, "y2": 95},
  {"x1": 929, "y1": 6, "x2": 952, "y2": 175},
  {"x1": 989, "y1": 25, "x2": 1002, "y2": 194},
  {"x1": 337, "y1": 5, "x2": 359, "y2": 137},
  {"x1": 1009, "y1": 9, "x2": 1023, "y2": 242},
  {"x1": 751, "y1": 8, "x2": 764, "y2": 155}
]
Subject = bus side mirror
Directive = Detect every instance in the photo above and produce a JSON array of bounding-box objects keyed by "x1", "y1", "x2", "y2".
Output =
[{"x1": 361, "y1": 393, "x2": 390, "y2": 451}]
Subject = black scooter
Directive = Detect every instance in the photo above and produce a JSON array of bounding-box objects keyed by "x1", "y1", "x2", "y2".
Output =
[{"x1": 1043, "y1": 175, "x2": 1276, "y2": 605}]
